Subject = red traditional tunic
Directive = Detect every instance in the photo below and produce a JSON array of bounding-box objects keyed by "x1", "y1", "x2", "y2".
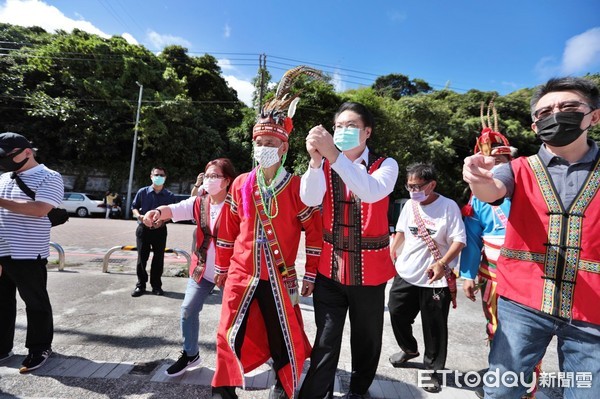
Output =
[
  {"x1": 212, "y1": 169, "x2": 323, "y2": 397},
  {"x1": 319, "y1": 154, "x2": 395, "y2": 286},
  {"x1": 498, "y1": 155, "x2": 600, "y2": 325}
]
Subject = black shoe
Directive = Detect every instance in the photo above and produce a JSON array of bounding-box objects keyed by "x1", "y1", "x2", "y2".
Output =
[
  {"x1": 389, "y1": 350, "x2": 419, "y2": 367},
  {"x1": 165, "y1": 350, "x2": 201, "y2": 377},
  {"x1": 475, "y1": 386, "x2": 485, "y2": 398},
  {"x1": 152, "y1": 288, "x2": 164, "y2": 296},
  {"x1": 131, "y1": 287, "x2": 145, "y2": 297},
  {"x1": 422, "y1": 372, "x2": 441, "y2": 393},
  {"x1": 268, "y1": 383, "x2": 288, "y2": 399},
  {"x1": 19, "y1": 349, "x2": 52, "y2": 373}
]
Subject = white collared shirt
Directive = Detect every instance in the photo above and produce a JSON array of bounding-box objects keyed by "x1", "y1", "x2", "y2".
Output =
[{"x1": 300, "y1": 147, "x2": 398, "y2": 206}]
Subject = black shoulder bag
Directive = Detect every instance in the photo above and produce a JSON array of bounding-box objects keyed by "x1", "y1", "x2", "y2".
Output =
[{"x1": 11, "y1": 173, "x2": 69, "y2": 227}]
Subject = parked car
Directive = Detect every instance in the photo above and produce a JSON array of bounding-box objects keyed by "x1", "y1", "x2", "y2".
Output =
[{"x1": 61, "y1": 192, "x2": 105, "y2": 217}]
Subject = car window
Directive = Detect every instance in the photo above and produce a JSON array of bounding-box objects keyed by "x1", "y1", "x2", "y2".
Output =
[{"x1": 72, "y1": 194, "x2": 84, "y2": 201}]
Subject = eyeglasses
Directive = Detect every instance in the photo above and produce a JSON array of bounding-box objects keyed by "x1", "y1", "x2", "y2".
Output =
[
  {"x1": 405, "y1": 181, "x2": 431, "y2": 192},
  {"x1": 205, "y1": 174, "x2": 224, "y2": 180},
  {"x1": 332, "y1": 123, "x2": 362, "y2": 131},
  {"x1": 533, "y1": 100, "x2": 592, "y2": 120},
  {"x1": 153, "y1": 173, "x2": 165, "y2": 177}
]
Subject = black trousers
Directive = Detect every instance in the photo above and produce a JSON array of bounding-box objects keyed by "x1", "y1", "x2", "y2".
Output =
[
  {"x1": 387, "y1": 275, "x2": 450, "y2": 371},
  {"x1": 135, "y1": 223, "x2": 167, "y2": 289},
  {"x1": 299, "y1": 273, "x2": 386, "y2": 398},
  {"x1": 212, "y1": 280, "x2": 289, "y2": 399},
  {"x1": 0, "y1": 256, "x2": 53, "y2": 354}
]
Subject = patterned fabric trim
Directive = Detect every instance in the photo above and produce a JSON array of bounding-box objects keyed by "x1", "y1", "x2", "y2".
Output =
[
  {"x1": 500, "y1": 248, "x2": 546, "y2": 264},
  {"x1": 298, "y1": 205, "x2": 319, "y2": 222},
  {"x1": 216, "y1": 238, "x2": 234, "y2": 249},
  {"x1": 260, "y1": 215, "x2": 299, "y2": 392},
  {"x1": 579, "y1": 260, "x2": 600, "y2": 274},
  {"x1": 323, "y1": 231, "x2": 389, "y2": 250},
  {"x1": 303, "y1": 272, "x2": 316, "y2": 283},
  {"x1": 500, "y1": 248, "x2": 600, "y2": 275},
  {"x1": 226, "y1": 192, "x2": 238, "y2": 215},
  {"x1": 526, "y1": 155, "x2": 600, "y2": 318},
  {"x1": 305, "y1": 245, "x2": 322, "y2": 257}
]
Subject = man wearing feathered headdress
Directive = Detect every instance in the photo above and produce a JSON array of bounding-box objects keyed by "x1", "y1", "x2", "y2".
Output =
[
  {"x1": 211, "y1": 66, "x2": 323, "y2": 399},
  {"x1": 460, "y1": 98, "x2": 516, "y2": 339},
  {"x1": 299, "y1": 102, "x2": 398, "y2": 399},
  {"x1": 459, "y1": 99, "x2": 532, "y2": 398}
]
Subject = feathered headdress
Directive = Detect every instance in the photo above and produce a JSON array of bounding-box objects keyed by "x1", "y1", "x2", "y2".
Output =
[
  {"x1": 474, "y1": 96, "x2": 514, "y2": 157},
  {"x1": 252, "y1": 65, "x2": 323, "y2": 142},
  {"x1": 463, "y1": 97, "x2": 516, "y2": 217}
]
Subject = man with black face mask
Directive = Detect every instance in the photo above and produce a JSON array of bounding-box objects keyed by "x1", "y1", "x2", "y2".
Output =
[
  {"x1": 463, "y1": 77, "x2": 600, "y2": 398},
  {"x1": 0, "y1": 132, "x2": 64, "y2": 374}
]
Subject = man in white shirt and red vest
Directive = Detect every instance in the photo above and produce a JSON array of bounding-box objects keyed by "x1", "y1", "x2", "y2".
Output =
[
  {"x1": 463, "y1": 76, "x2": 600, "y2": 399},
  {"x1": 299, "y1": 102, "x2": 398, "y2": 399}
]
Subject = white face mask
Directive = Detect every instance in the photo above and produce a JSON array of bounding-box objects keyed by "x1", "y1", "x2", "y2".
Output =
[
  {"x1": 203, "y1": 178, "x2": 224, "y2": 195},
  {"x1": 410, "y1": 190, "x2": 427, "y2": 203},
  {"x1": 254, "y1": 145, "x2": 281, "y2": 169}
]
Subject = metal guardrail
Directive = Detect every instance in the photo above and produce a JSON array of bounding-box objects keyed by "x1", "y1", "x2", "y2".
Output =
[
  {"x1": 102, "y1": 245, "x2": 191, "y2": 273},
  {"x1": 49, "y1": 241, "x2": 65, "y2": 271}
]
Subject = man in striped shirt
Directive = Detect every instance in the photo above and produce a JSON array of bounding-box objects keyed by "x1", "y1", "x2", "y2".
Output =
[{"x1": 0, "y1": 132, "x2": 64, "y2": 374}]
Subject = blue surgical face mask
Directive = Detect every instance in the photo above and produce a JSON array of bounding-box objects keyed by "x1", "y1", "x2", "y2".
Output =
[
  {"x1": 333, "y1": 127, "x2": 361, "y2": 151},
  {"x1": 152, "y1": 176, "x2": 166, "y2": 186}
]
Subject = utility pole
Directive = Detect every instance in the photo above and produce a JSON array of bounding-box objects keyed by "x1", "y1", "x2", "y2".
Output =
[
  {"x1": 125, "y1": 81, "x2": 143, "y2": 220},
  {"x1": 258, "y1": 53, "x2": 266, "y2": 111}
]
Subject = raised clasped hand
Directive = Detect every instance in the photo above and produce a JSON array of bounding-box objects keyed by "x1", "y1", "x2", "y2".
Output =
[{"x1": 306, "y1": 125, "x2": 338, "y2": 163}]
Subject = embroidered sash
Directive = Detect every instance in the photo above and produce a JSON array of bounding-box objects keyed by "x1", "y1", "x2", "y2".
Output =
[
  {"x1": 411, "y1": 200, "x2": 458, "y2": 308},
  {"x1": 252, "y1": 180, "x2": 299, "y2": 305}
]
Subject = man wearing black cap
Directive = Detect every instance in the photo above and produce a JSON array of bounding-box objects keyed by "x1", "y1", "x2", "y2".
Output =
[{"x1": 0, "y1": 132, "x2": 64, "y2": 373}]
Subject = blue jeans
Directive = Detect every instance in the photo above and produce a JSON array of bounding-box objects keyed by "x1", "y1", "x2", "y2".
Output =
[
  {"x1": 181, "y1": 277, "x2": 214, "y2": 356},
  {"x1": 486, "y1": 297, "x2": 600, "y2": 399}
]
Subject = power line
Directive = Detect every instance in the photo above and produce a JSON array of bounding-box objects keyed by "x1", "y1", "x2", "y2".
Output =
[{"x1": 0, "y1": 39, "x2": 472, "y2": 92}]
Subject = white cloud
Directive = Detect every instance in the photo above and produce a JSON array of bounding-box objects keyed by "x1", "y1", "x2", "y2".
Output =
[
  {"x1": 218, "y1": 58, "x2": 235, "y2": 71},
  {"x1": 147, "y1": 30, "x2": 191, "y2": 50},
  {"x1": 332, "y1": 69, "x2": 346, "y2": 92},
  {"x1": 0, "y1": 0, "x2": 108, "y2": 37},
  {"x1": 534, "y1": 56, "x2": 560, "y2": 81},
  {"x1": 224, "y1": 23, "x2": 231, "y2": 38},
  {"x1": 224, "y1": 75, "x2": 254, "y2": 107},
  {"x1": 0, "y1": 0, "x2": 139, "y2": 43},
  {"x1": 535, "y1": 27, "x2": 600, "y2": 80},
  {"x1": 121, "y1": 32, "x2": 138, "y2": 45},
  {"x1": 561, "y1": 27, "x2": 600, "y2": 75}
]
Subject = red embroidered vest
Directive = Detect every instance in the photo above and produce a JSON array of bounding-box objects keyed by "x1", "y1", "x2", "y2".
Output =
[
  {"x1": 498, "y1": 155, "x2": 600, "y2": 325},
  {"x1": 320, "y1": 153, "x2": 396, "y2": 286}
]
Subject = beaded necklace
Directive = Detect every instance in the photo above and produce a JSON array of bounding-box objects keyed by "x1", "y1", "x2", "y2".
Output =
[{"x1": 256, "y1": 163, "x2": 284, "y2": 219}]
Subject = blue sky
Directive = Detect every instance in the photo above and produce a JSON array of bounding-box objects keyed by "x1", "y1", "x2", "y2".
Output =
[{"x1": 1, "y1": 0, "x2": 599, "y2": 106}]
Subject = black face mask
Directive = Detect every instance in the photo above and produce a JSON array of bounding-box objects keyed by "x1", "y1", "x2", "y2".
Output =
[
  {"x1": 0, "y1": 148, "x2": 28, "y2": 172},
  {"x1": 534, "y1": 111, "x2": 590, "y2": 147}
]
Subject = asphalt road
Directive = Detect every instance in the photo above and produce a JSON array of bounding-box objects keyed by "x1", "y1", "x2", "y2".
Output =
[{"x1": 0, "y1": 217, "x2": 566, "y2": 399}]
